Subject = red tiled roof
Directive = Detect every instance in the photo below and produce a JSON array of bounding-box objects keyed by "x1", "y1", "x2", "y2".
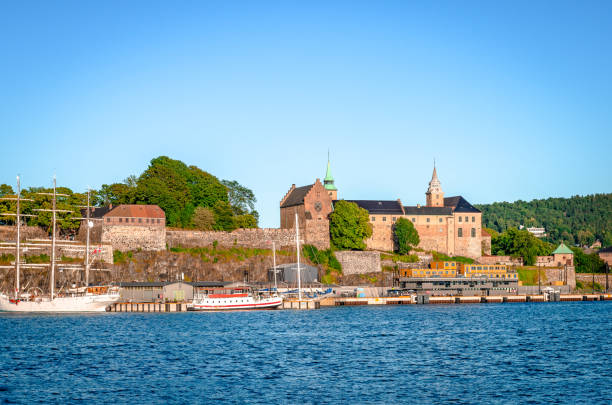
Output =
[
  {"x1": 103, "y1": 204, "x2": 165, "y2": 219},
  {"x1": 482, "y1": 229, "x2": 491, "y2": 237}
]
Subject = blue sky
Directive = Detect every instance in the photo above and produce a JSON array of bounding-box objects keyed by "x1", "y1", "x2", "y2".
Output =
[{"x1": 1, "y1": 1, "x2": 611, "y2": 228}]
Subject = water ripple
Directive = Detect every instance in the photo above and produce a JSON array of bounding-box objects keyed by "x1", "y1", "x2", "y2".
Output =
[{"x1": 0, "y1": 302, "x2": 611, "y2": 403}]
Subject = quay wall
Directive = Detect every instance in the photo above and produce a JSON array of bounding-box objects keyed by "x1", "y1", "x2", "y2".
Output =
[{"x1": 166, "y1": 228, "x2": 296, "y2": 249}]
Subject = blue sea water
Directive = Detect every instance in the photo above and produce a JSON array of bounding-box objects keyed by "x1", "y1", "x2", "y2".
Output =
[{"x1": 1, "y1": 302, "x2": 611, "y2": 404}]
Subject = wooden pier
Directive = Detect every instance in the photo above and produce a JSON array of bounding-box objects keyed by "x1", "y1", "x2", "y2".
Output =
[{"x1": 109, "y1": 302, "x2": 188, "y2": 312}]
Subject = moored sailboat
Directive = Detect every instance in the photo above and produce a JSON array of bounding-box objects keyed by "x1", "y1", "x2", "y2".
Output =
[{"x1": 0, "y1": 176, "x2": 120, "y2": 312}]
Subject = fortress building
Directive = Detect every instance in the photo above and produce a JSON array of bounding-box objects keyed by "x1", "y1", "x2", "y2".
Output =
[
  {"x1": 279, "y1": 160, "x2": 335, "y2": 248},
  {"x1": 345, "y1": 166, "x2": 484, "y2": 258},
  {"x1": 280, "y1": 160, "x2": 484, "y2": 258}
]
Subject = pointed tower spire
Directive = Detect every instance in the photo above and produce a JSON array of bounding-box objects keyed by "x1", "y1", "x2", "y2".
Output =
[
  {"x1": 323, "y1": 152, "x2": 338, "y2": 200},
  {"x1": 426, "y1": 163, "x2": 444, "y2": 207}
]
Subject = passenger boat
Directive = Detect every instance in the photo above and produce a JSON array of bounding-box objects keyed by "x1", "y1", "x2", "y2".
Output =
[{"x1": 188, "y1": 286, "x2": 282, "y2": 311}]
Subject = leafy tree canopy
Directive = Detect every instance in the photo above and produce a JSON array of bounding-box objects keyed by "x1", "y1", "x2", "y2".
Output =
[
  {"x1": 491, "y1": 228, "x2": 554, "y2": 266},
  {"x1": 329, "y1": 201, "x2": 373, "y2": 250},
  {"x1": 394, "y1": 217, "x2": 420, "y2": 254},
  {"x1": 476, "y1": 193, "x2": 612, "y2": 248}
]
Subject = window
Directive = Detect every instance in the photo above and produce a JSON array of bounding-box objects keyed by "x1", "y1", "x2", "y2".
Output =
[
  {"x1": 472, "y1": 216, "x2": 475, "y2": 222},
  {"x1": 139, "y1": 218, "x2": 142, "y2": 223},
  {"x1": 107, "y1": 218, "x2": 110, "y2": 223},
  {"x1": 119, "y1": 218, "x2": 122, "y2": 223},
  {"x1": 458, "y1": 216, "x2": 462, "y2": 222},
  {"x1": 471, "y1": 228, "x2": 476, "y2": 237},
  {"x1": 465, "y1": 216, "x2": 468, "y2": 222},
  {"x1": 383, "y1": 217, "x2": 386, "y2": 222},
  {"x1": 131, "y1": 218, "x2": 135, "y2": 223},
  {"x1": 458, "y1": 228, "x2": 463, "y2": 237},
  {"x1": 392, "y1": 217, "x2": 396, "y2": 222},
  {"x1": 439, "y1": 218, "x2": 442, "y2": 223},
  {"x1": 157, "y1": 219, "x2": 161, "y2": 224},
  {"x1": 412, "y1": 218, "x2": 416, "y2": 222},
  {"x1": 426, "y1": 217, "x2": 430, "y2": 223},
  {"x1": 372, "y1": 217, "x2": 375, "y2": 221}
]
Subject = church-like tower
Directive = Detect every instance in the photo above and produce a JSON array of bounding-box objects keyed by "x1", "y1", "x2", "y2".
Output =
[
  {"x1": 324, "y1": 158, "x2": 338, "y2": 200},
  {"x1": 425, "y1": 165, "x2": 444, "y2": 207}
]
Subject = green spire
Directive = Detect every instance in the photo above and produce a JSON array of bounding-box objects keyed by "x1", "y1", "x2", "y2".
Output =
[{"x1": 324, "y1": 155, "x2": 337, "y2": 191}]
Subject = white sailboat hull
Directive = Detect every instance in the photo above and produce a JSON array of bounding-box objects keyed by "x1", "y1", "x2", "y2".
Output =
[{"x1": 0, "y1": 293, "x2": 120, "y2": 312}]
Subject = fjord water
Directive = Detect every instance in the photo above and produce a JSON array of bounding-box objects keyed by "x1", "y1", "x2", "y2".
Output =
[{"x1": 1, "y1": 303, "x2": 611, "y2": 404}]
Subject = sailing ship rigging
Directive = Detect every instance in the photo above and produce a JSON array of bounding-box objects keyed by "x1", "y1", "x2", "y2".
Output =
[{"x1": 0, "y1": 176, "x2": 119, "y2": 312}]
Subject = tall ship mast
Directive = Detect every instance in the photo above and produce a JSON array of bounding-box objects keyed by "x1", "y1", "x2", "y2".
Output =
[{"x1": 0, "y1": 176, "x2": 120, "y2": 312}]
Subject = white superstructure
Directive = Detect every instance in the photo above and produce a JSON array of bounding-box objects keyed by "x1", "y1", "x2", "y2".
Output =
[{"x1": 188, "y1": 287, "x2": 282, "y2": 311}]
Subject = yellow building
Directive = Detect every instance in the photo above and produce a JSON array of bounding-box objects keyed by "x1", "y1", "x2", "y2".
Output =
[
  {"x1": 459, "y1": 263, "x2": 517, "y2": 280},
  {"x1": 400, "y1": 266, "x2": 457, "y2": 278}
]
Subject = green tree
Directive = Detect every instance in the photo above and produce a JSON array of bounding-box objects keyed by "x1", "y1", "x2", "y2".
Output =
[
  {"x1": 394, "y1": 217, "x2": 420, "y2": 254},
  {"x1": 0, "y1": 184, "x2": 13, "y2": 197},
  {"x1": 133, "y1": 156, "x2": 230, "y2": 227},
  {"x1": 571, "y1": 247, "x2": 607, "y2": 273},
  {"x1": 212, "y1": 200, "x2": 236, "y2": 231},
  {"x1": 329, "y1": 201, "x2": 373, "y2": 250},
  {"x1": 233, "y1": 214, "x2": 258, "y2": 229},
  {"x1": 192, "y1": 207, "x2": 215, "y2": 230},
  {"x1": 491, "y1": 228, "x2": 554, "y2": 265},
  {"x1": 97, "y1": 183, "x2": 134, "y2": 206},
  {"x1": 222, "y1": 179, "x2": 259, "y2": 224}
]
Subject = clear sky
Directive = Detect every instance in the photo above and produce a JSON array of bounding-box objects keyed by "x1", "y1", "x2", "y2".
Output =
[{"x1": 1, "y1": 1, "x2": 611, "y2": 228}]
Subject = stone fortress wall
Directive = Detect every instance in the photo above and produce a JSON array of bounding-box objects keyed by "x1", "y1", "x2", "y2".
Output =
[
  {"x1": 335, "y1": 251, "x2": 381, "y2": 275},
  {"x1": 102, "y1": 225, "x2": 166, "y2": 252},
  {"x1": 167, "y1": 228, "x2": 297, "y2": 250}
]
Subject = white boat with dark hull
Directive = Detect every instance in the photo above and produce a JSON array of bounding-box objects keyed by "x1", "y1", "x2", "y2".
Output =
[{"x1": 188, "y1": 286, "x2": 282, "y2": 311}]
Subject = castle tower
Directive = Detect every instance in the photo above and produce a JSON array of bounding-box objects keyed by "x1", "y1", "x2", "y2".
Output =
[
  {"x1": 425, "y1": 164, "x2": 444, "y2": 207},
  {"x1": 323, "y1": 157, "x2": 338, "y2": 200}
]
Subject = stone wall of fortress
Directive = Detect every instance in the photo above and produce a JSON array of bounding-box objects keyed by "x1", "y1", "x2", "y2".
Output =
[
  {"x1": 102, "y1": 225, "x2": 166, "y2": 252},
  {"x1": 0, "y1": 225, "x2": 47, "y2": 241},
  {"x1": 166, "y1": 228, "x2": 297, "y2": 249},
  {"x1": 335, "y1": 251, "x2": 381, "y2": 275}
]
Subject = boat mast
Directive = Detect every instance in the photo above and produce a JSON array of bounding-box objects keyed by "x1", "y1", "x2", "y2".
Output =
[
  {"x1": 85, "y1": 189, "x2": 90, "y2": 288},
  {"x1": 34, "y1": 176, "x2": 70, "y2": 299},
  {"x1": 50, "y1": 176, "x2": 57, "y2": 300},
  {"x1": 0, "y1": 176, "x2": 35, "y2": 299},
  {"x1": 295, "y1": 212, "x2": 302, "y2": 300},
  {"x1": 15, "y1": 176, "x2": 21, "y2": 298},
  {"x1": 272, "y1": 240, "x2": 277, "y2": 294}
]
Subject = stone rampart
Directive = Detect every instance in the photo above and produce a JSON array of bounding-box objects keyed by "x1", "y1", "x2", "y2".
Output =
[
  {"x1": 167, "y1": 228, "x2": 297, "y2": 249},
  {"x1": 478, "y1": 255, "x2": 523, "y2": 266},
  {"x1": 0, "y1": 225, "x2": 47, "y2": 241},
  {"x1": 102, "y1": 225, "x2": 165, "y2": 252},
  {"x1": 576, "y1": 273, "x2": 612, "y2": 288},
  {"x1": 335, "y1": 251, "x2": 381, "y2": 275}
]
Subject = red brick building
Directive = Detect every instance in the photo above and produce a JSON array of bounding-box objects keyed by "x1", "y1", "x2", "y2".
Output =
[
  {"x1": 280, "y1": 178, "x2": 332, "y2": 249},
  {"x1": 102, "y1": 205, "x2": 166, "y2": 251}
]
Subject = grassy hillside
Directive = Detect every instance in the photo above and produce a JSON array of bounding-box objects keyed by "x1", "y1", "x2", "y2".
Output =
[{"x1": 475, "y1": 193, "x2": 612, "y2": 247}]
